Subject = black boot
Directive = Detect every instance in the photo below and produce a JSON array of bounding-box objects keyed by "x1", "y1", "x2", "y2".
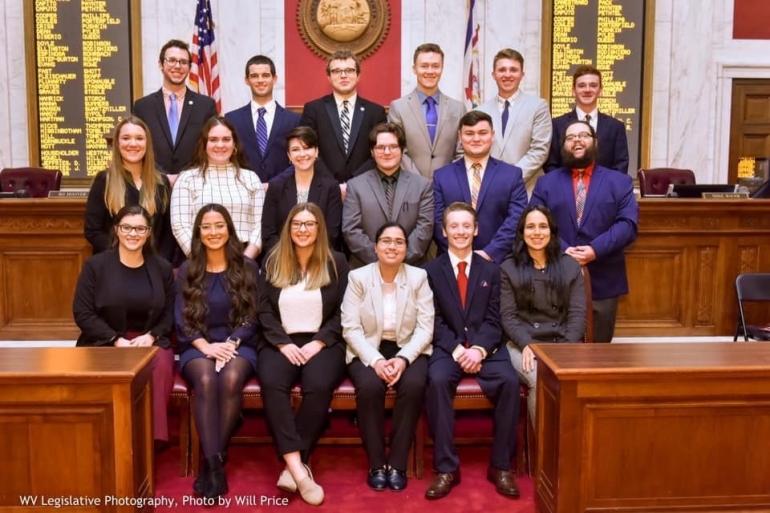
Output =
[
  {"x1": 204, "y1": 455, "x2": 228, "y2": 499},
  {"x1": 193, "y1": 457, "x2": 209, "y2": 495}
]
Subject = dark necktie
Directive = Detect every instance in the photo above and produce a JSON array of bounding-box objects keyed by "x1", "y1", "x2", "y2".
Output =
[
  {"x1": 383, "y1": 175, "x2": 396, "y2": 217},
  {"x1": 425, "y1": 96, "x2": 437, "y2": 144},
  {"x1": 256, "y1": 107, "x2": 268, "y2": 156},
  {"x1": 457, "y1": 261, "x2": 468, "y2": 308},
  {"x1": 340, "y1": 100, "x2": 351, "y2": 153},
  {"x1": 575, "y1": 171, "x2": 586, "y2": 225},
  {"x1": 585, "y1": 114, "x2": 592, "y2": 126},
  {"x1": 501, "y1": 99, "x2": 510, "y2": 136},
  {"x1": 168, "y1": 93, "x2": 179, "y2": 144}
]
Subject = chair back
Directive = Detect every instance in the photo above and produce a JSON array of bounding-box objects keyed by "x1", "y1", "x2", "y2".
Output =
[
  {"x1": 638, "y1": 168, "x2": 695, "y2": 197},
  {"x1": 734, "y1": 273, "x2": 770, "y2": 341},
  {"x1": 0, "y1": 167, "x2": 63, "y2": 198},
  {"x1": 581, "y1": 266, "x2": 594, "y2": 343}
]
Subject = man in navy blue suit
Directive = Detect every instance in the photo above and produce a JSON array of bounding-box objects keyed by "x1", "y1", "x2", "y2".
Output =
[
  {"x1": 545, "y1": 65, "x2": 629, "y2": 174},
  {"x1": 532, "y1": 120, "x2": 638, "y2": 342},
  {"x1": 424, "y1": 202, "x2": 520, "y2": 500},
  {"x1": 433, "y1": 110, "x2": 528, "y2": 264},
  {"x1": 224, "y1": 55, "x2": 300, "y2": 182}
]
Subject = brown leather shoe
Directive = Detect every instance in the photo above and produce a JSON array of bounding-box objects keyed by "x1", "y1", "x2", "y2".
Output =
[
  {"x1": 425, "y1": 470, "x2": 461, "y2": 500},
  {"x1": 487, "y1": 467, "x2": 519, "y2": 498}
]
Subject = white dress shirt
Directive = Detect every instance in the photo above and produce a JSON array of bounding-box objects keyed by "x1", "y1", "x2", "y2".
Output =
[{"x1": 251, "y1": 99, "x2": 276, "y2": 137}]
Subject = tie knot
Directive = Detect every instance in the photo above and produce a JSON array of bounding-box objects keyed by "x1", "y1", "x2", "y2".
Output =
[
  {"x1": 504, "y1": 100, "x2": 510, "y2": 108},
  {"x1": 425, "y1": 96, "x2": 435, "y2": 106},
  {"x1": 458, "y1": 261, "x2": 467, "y2": 274},
  {"x1": 471, "y1": 162, "x2": 481, "y2": 173},
  {"x1": 343, "y1": 100, "x2": 349, "y2": 108},
  {"x1": 169, "y1": 93, "x2": 177, "y2": 101},
  {"x1": 585, "y1": 114, "x2": 592, "y2": 123},
  {"x1": 258, "y1": 107, "x2": 266, "y2": 116}
]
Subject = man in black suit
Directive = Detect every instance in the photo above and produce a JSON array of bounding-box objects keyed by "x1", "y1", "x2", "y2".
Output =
[
  {"x1": 545, "y1": 64, "x2": 629, "y2": 174},
  {"x1": 224, "y1": 55, "x2": 300, "y2": 181},
  {"x1": 133, "y1": 39, "x2": 217, "y2": 183},
  {"x1": 299, "y1": 50, "x2": 387, "y2": 186},
  {"x1": 424, "y1": 202, "x2": 520, "y2": 500}
]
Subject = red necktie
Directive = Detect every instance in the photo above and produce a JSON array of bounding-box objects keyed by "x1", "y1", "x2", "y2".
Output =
[{"x1": 457, "y1": 261, "x2": 468, "y2": 308}]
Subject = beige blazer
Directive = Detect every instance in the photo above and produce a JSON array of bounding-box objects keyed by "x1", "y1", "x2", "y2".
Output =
[
  {"x1": 341, "y1": 262, "x2": 434, "y2": 366},
  {"x1": 388, "y1": 89, "x2": 466, "y2": 179}
]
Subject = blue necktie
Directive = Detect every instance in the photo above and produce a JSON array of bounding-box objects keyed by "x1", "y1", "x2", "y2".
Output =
[
  {"x1": 256, "y1": 107, "x2": 268, "y2": 156},
  {"x1": 501, "y1": 99, "x2": 510, "y2": 136},
  {"x1": 168, "y1": 93, "x2": 179, "y2": 144},
  {"x1": 425, "y1": 96, "x2": 437, "y2": 144}
]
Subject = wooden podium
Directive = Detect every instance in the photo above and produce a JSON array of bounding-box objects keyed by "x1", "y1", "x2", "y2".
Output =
[
  {"x1": 0, "y1": 347, "x2": 156, "y2": 512},
  {"x1": 532, "y1": 342, "x2": 770, "y2": 513}
]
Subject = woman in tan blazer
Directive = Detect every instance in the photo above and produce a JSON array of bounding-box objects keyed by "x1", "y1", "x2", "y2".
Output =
[{"x1": 341, "y1": 222, "x2": 434, "y2": 492}]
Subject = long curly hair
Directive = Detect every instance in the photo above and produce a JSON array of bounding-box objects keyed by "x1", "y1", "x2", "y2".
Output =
[{"x1": 182, "y1": 203, "x2": 257, "y2": 337}]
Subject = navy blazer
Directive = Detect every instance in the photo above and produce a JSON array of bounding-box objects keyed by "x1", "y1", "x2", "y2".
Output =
[
  {"x1": 432, "y1": 157, "x2": 528, "y2": 264},
  {"x1": 299, "y1": 94, "x2": 387, "y2": 182},
  {"x1": 545, "y1": 110, "x2": 629, "y2": 174},
  {"x1": 425, "y1": 253, "x2": 504, "y2": 358},
  {"x1": 133, "y1": 88, "x2": 217, "y2": 174},
  {"x1": 225, "y1": 102, "x2": 300, "y2": 182},
  {"x1": 261, "y1": 167, "x2": 343, "y2": 255},
  {"x1": 530, "y1": 165, "x2": 638, "y2": 300}
]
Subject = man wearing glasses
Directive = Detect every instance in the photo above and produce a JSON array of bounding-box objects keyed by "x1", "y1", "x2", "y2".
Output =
[
  {"x1": 299, "y1": 50, "x2": 387, "y2": 185},
  {"x1": 342, "y1": 123, "x2": 434, "y2": 267},
  {"x1": 133, "y1": 39, "x2": 217, "y2": 182},
  {"x1": 531, "y1": 120, "x2": 638, "y2": 342}
]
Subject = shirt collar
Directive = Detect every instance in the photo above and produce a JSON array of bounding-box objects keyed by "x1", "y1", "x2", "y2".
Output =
[
  {"x1": 576, "y1": 106, "x2": 598, "y2": 121},
  {"x1": 162, "y1": 87, "x2": 186, "y2": 101},
  {"x1": 497, "y1": 90, "x2": 520, "y2": 106},
  {"x1": 571, "y1": 161, "x2": 595, "y2": 178},
  {"x1": 448, "y1": 250, "x2": 472, "y2": 273},
  {"x1": 416, "y1": 89, "x2": 441, "y2": 105},
  {"x1": 334, "y1": 93, "x2": 357, "y2": 109},
  {"x1": 464, "y1": 155, "x2": 490, "y2": 172},
  {"x1": 251, "y1": 98, "x2": 276, "y2": 116},
  {"x1": 377, "y1": 168, "x2": 400, "y2": 182}
]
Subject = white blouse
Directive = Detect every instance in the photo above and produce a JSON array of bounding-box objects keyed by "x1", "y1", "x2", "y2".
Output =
[{"x1": 278, "y1": 278, "x2": 323, "y2": 334}]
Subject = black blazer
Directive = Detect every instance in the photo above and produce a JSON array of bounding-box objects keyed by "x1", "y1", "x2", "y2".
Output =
[
  {"x1": 73, "y1": 250, "x2": 174, "y2": 347},
  {"x1": 258, "y1": 251, "x2": 349, "y2": 348},
  {"x1": 545, "y1": 110, "x2": 629, "y2": 174},
  {"x1": 425, "y1": 253, "x2": 504, "y2": 357},
  {"x1": 261, "y1": 167, "x2": 343, "y2": 255},
  {"x1": 224, "y1": 102, "x2": 300, "y2": 181},
  {"x1": 133, "y1": 88, "x2": 217, "y2": 174},
  {"x1": 299, "y1": 94, "x2": 387, "y2": 182},
  {"x1": 83, "y1": 170, "x2": 176, "y2": 262}
]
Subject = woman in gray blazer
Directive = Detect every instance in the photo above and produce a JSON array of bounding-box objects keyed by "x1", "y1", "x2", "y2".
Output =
[
  {"x1": 500, "y1": 204, "x2": 586, "y2": 423},
  {"x1": 341, "y1": 222, "x2": 434, "y2": 492}
]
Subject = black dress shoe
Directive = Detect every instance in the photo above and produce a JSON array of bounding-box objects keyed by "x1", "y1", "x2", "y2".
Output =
[
  {"x1": 367, "y1": 466, "x2": 388, "y2": 491},
  {"x1": 386, "y1": 466, "x2": 407, "y2": 491},
  {"x1": 204, "y1": 455, "x2": 228, "y2": 499},
  {"x1": 487, "y1": 467, "x2": 519, "y2": 498},
  {"x1": 425, "y1": 470, "x2": 460, "y2": 500}
]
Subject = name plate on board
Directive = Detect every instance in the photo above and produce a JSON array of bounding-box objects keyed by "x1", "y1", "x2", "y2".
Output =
[
  {"x1": 701, "y1": 192, "x2": 750, "y2": 199},
  {"x1": 48, "y1": 190, "x2": 89, "y2": 199}
]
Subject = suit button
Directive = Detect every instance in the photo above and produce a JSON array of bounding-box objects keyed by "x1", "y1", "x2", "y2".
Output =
[
  {"x1": 431, "y1": 154, "x2": 435, "y2": 159},
  {"x1": 533, "y1": 323, "x2": 540, "y2": 329},
  {"x1": 552, "y1": 323, "x2": 557, "y2": 327},
  {"x1": 464, "y1": 327, "x2": 468, "y2": 332}
]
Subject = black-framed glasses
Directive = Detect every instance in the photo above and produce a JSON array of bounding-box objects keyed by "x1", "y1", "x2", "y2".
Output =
[
  {"x1": 118, "y1": 224, "x2": 149, "y2": 235},
  {"x1": 290, "y1": 220, "x2": 319, "y2": 230},
  {"x1": 164, "y1": 57, "x2": 190, "y2": 67},
  {"x1": 330, "y1": 67, "x2": 357, "y2": 76}
]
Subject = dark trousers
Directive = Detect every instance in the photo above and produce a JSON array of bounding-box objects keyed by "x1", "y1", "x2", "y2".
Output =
[
  {"x1": 348, "y1": 341, "x2": 428, "y2": 471},
  {"x1": 593, "y1": 297, "x2": 619, "y2": 343},
  {"x1": 258, "y1": 334, "x2": 346, "y2": 462},
  {"x1": 426, "y1": 348, "x2": 519, "y2": 473}
]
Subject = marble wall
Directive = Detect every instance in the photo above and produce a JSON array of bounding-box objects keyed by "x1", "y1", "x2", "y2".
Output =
[{"x1": 1, "y1": 0, "x2": 769, "y2": 182}]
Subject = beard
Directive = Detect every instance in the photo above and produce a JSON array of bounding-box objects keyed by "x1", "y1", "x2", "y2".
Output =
[{"x1": 561, "y1": 144, "x2": 596, "y2": 169}]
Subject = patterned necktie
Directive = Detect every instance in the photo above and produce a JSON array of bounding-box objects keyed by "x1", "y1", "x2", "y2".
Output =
[
  {"x1": 425, "y1": 96, "x2": 437, "y2": 144},
  {"x1": 256, "y1": 107, "x2": 268, "y2": 156},
  {"x1": 168, "y1": 93, "x2": 179, "y2": 144},
  {"x1": 501, "y1": 99, "x2": 510, "y2": 136},
  {"x1": 575, "y1": 171, "x2": 587, "y2": 225},
  {"x1": 383, "y1": 175, "x2": 396, "y2": 217},
  {"x1": 470, "y1": 162, "x2": 482, "y2": 209},
  {"x1": 457, "y1": 261, "x2": 468, "y2": 308},
  {"x1": 340, "y1": 100, "x2": 351, "y2": 153}
]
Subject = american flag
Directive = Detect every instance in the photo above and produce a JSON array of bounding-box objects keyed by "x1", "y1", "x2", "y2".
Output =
[
  {"x1": 189, "y1": 0, "x2": 221, "y2": 112},
  {"x1": 463, "y1": 0, "x2": 481, "y2": 110}
]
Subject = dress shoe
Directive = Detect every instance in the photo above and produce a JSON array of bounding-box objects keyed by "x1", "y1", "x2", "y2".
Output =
[
  {"x1": 425, "y1": 470, "x2": 461, "y2": 500},
  {"x1": 367, "y1": 466, "x2": 388, "y2": 491},
  {"x1": 204, "y1": 455, "x2": 228, "y2": 499},
  {"x1": 386, "y1": 466, "x2": 407, "y2": 491},
  {"x1": 276, "y1": 468, "x2": 297, "y2": 493},
  {"x1": 193, "y1": 459, "x2": 210, "y2": 495},
  {"x1": 487, "y1": 467, "x2": 520, "y2": 498},
  {"x1": 296, "y1": 465, "x2": 324, "y2": 506}
]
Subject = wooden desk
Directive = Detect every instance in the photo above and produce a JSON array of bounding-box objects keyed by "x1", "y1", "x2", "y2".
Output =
[
  {"x1": 0, "y1": 347, "x2": 155, "y2": 512},
  {"x1": 532, "y1": 342, "x2": 770, "y2": 513},
  {"x1": 618, "y1": 198, "x2": 770, "y2": 336}
]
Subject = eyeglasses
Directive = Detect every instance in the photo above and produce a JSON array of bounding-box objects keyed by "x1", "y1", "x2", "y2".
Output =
[
  {"x1": 564, "y1": 132, "x2": 594, "y2": 143},
  {"x1": 373, "y1": 144, "x2": 401, "y2": 153},
  {"x1": 378, "y1": 237, "x2": 406, "y2": 247},
  {"x1": 330, "y1": 67, "x2": 357, "y2": 76},
  {"x1": 199, "y1": 222, "x2": 227, "y2": 232},
  {"x1": 290, "y1": 220, "x2": 318, "y2": 230},
  {"x1": 118, "y1": 224, "x2": 149, "y2": 235},
  {"x1": 164, "y1": 57, "x2": 190, "y2": 67}
]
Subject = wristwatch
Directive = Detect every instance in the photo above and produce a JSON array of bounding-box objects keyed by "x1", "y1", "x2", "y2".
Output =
[{"x1": 226, "y1": 337, "x2": 241, "y2": 348}]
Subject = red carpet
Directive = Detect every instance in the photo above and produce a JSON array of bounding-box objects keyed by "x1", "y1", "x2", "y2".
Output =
[{"x1": 155, "y1": 444, "x2": 535, "y2": 512}]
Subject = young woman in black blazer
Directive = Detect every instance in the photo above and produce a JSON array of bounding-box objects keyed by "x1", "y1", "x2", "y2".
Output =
[
  {"x1": 258, "y1": 202, "x2": 349, "y2": 506},
  {"x1": 73, "y1": 205, "x2": 175, "y2": 443},
  {"x1": 261, "y1": 127, "x2": 342, "y2": 256}
]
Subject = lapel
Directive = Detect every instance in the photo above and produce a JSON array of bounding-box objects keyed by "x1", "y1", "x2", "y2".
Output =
[
  {"x1": 176, "y1": 88, "x2": 196, "y2": 148},
  {"x1": 407, "y1": 91, "x2": 432, "y2": 148},
  {"x1": 307, "y1": 171, "x2": 326, "y2": 205},
  {"x1": 438, "y1": 254, "x2": 464, "y2": 318},
  {"x1": 390, "y1": 170, "x2": 410, "y2": 220},
  {"x1": 581, "y1": 166, "x2": 605, "y2": 226},
  {"x1": 265, "y1": 104, "x2": 286, "y2": 156},
  {"x1": 560, "y1": 169, "x2": 580, "y2": 229},
  {"x1": 285, "y1": 172, "x2": 299, "y2": 204},
  {"x1": 394, "y1": 265, "x2": 409, "y2": 339},
  {"x1": 152, "y1": 90, "x2": 175, "y2": 149},
  {"x1": 476, "y1": 158, "x2": 497, "y2": 210},
  {"x1": 323, "y1": 96, "x2": 347, "y2": 155},
  {"x1": 487, "y1": 99, "x2": 504, "y2": 148},
  {"x1": 239, "y1": 105, "x2": 259, "y2": 158},
  {"x1": 370, "y1": 264, "x2": 384, "y2": 335},
  {"x1": 452, "y1": 160, "x2": 472, "y2": 204},
  {"x1": 366, "y1": 170, "x2": 391, "y2": 219},
  {"x1": 348, "y1": 97, "x2": 366, "y2": 154},
  {"x1": 501, "y1": 96, "x2": 525, "y2": 148},
  {"x1": 143, "y1": 256, "x2": 162, "y2": 330},
  {"x1": 463, "y1": 254, "x2": 483, "y2": 315}
]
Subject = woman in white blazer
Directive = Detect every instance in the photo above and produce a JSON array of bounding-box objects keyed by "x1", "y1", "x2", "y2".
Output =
[{"x1": 341, "y1": 222, "x2": 434, "y2": 492}]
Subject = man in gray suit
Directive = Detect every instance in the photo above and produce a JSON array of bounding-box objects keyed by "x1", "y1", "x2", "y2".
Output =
[
  {"x1": 479, "y1": 48, "x2": 551, "y2": 194},
  {"x1": 343, "y1": 123, "x2": 434, "y2": 266},
  {"x1": 388, "y1": 43, "x2": 465, "y2": 178}
]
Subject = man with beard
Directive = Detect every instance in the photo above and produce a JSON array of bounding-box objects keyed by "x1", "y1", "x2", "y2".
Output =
[
  {"x1": 133, "y1": 40, "x2": 217, "y2": 183},
  {"x1": 530, "y1": 120, "x2": 638, "y2": 342}
]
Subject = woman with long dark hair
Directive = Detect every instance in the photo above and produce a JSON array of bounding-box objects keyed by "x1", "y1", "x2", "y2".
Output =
[
  {"x1": 500, "y1": 204, "x2": 586, "y2": 424},
  {"x1": 175, "y1": 203, "x2": 259, "y2": 499},
  {"x1": 258, "y1": 202, "x2": 348, "y2": 505}
]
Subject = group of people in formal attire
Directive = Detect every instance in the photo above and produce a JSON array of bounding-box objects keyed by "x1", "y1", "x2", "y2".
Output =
[{"x1": 74, "y1": 39, "x2": 640, "y2": 505}]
